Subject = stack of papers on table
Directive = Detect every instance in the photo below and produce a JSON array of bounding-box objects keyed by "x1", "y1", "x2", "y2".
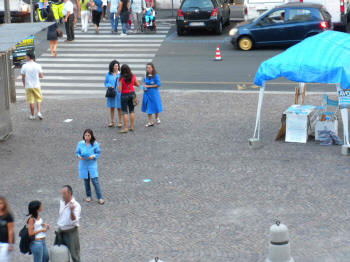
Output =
[{"x1": 284, "y1": 105, "x2": 316, "y2": 115}]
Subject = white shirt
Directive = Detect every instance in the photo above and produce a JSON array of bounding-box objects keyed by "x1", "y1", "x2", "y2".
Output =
[
  {"x1": 132, "y1": 0, "x2": 146, "y2": 13},
  {"x1": 62, "y1": 0, "x2": 74, "y2": 16},
  {"x1": 34, "y1": 218, "x2": 46, "y2": 239},
  {"x1": 21, "y1": 61, "x2": 43, "y2": 89},
  {"x1": 57, "y1": 198, "x2": 81, "y2": 231}
]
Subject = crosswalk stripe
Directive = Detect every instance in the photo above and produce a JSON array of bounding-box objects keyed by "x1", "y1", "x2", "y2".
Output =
[
  {"x1": 37, "y1": 58, "x2": 152, "y2": 62},
  {"x1": 41, "y1": 53, "x2": 155, "y2": 57},
  {"x1": 39, "y1": 63, "x2": 148, "y2": 68},
  {"x1": 16, "y1": 82, "x2": 134, "y2": 88},
  {"x1": 17, "y1": 69, "x2": 145, "y2": 74},
  {"x1": 58, "y1": 39, "x2": 163, "y2": 42},
  {"x1": 64, "y1": 34, "x2": 167, "y2": 38},
  {"x1": 52, "y1": 48, "x2": 159, "y2": 52},
  {"x1": 56, "y1": 43, "x2": 161, "y2": 47}
]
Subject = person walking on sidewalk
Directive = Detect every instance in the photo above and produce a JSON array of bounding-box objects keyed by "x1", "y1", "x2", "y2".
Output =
[
  {"x1": 117, "y1": 0, "x2": 130, "y2": 36},
  {"x1": 55, "y1": 185, "x2": 81, "y2": 262},
  {"x1": 75, "y1": 129, "x2": 104, "y2": 204},
  {"x1": 108, "y1": 0, "x2": 119, "y2": 33},
  {"x1": 105, "y1": 60, "x2": 122, "y2": 127},
  {"x1": 0, "y1": 197, "x2": 14, "y2": 262},
  {"x1": 92, "y1": 0, "x2": 103, "y2": 33},
  {"x1": 27, "y1": 201, "x2": 50, "y2": 262},
  {"x1": 102, "y1": 0, "x2": 107, "y2": 20},
  {"x1": 79, "y1": 0, "x2": 91, "y2": 32},
  {"x1": 21, "y1": 51, "x2": 44, "y2": 120},
  {"x1": 118, "y1": 64, "x2": 140, "y2": 133},
  {"x1": 142, "y1": 63, "x2": 162, "y2": 127},
  {"x1": 131, "y1": 0, "x2": 146, "y2": 33},
  {"x1": 63, "y1": 0, "x2": 75, "y2": 41}
]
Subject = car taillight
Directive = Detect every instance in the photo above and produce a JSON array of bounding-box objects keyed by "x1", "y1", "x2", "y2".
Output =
[
  {"x1": 211, "y1": 8, "x2": 218, "y2": 18},
  {"x1": 341, "y1": 0, "x2": 344, "y2": 13},
  {"x1": 320, "y1": 21, "x2": 328, "y2": 29},
  {"x1": 177, "y1": 9, "x2": 184, "y2": 17},
  {"x1": 244, "y1": 6, "x2": 247, "y2": 15},
  {"x1": 299, "y1": 0, "x2": 303, "y2": 2}
]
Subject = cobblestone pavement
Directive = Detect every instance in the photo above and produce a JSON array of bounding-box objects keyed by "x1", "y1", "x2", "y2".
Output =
[{"x1": 1, "y1": 91, "x2": 350, "y2": 262}]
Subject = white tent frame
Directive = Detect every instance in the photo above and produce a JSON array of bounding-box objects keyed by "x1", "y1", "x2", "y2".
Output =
[{"x1": 250, "y1": 82, "x2": 350, "y2": 150}]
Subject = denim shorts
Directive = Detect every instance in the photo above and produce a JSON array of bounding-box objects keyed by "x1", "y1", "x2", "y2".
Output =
[{"x1": 121, "y1": 92, "x2": 135, "y2": 114}]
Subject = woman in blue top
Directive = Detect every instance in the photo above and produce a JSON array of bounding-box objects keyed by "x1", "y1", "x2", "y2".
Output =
[
  {"x1": 105, "y1": 60, "x2": 122, "y2": 127},
  {"x1": 142, "y1": 63, "x2": 163, "y2": 127},
  {"x1": 75, "y1": 129, "x2": 104, "y2": 205},
  {"x1": 92, "y1": 0, "x2": 103, "y2": 33}
]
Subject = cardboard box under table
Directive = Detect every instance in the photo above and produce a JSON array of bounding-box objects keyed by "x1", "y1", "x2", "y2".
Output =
[{"x1": 284, "y1": 105, "x2": 319, "y2": 143}]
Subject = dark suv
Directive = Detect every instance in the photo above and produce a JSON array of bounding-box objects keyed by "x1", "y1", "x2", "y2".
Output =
[
  {"x1": 230, "y1": 3, "x2": 332, "y2": 51},
  {"x1": 176, "y1": 0, "x2": 231, "y2": 35}
]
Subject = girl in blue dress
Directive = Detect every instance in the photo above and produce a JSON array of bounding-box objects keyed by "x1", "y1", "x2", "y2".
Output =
[
  {"x1": 104, "y1": 60, "x2": 122, "y2": 127},
  {"x1": 75, "y1": 129, "x2": 104, "y2": 205},
  {"x1": 141, "y1": 63, "x2": 163, "y2": 127}
]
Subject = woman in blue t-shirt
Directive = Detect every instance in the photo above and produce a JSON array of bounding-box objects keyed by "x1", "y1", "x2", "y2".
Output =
[
  {"x1": 92, "y1": 0, "x2": 103, "y2": 33},
  {"x1": 141, "y1": 63, "x2": 163, "y2": 127}
]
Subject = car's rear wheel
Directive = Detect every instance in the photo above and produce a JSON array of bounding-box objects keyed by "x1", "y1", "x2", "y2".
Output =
[
  {"x1": 238, "y1": 36, "x2": 253, "y2": 51},
  {"x1": 215, "y1": 20, "x2": 223, "y2": 35},
  {"x1": 177, "y1": 27, "x2": 184, "y2": 36}
]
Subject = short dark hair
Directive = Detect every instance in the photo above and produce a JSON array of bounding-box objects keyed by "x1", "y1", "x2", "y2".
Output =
[
  {"x1": 83, "y1": 129, "x2": 96, "y2": 146},
  {"x1": 63, "y1": 185, "x2": 73, "y2": 195},
  {"x1": 26, "y1": 51, "x2": 35, "y2": 60},
  {"x1": 27, "y1": 200, "x2": 41, "y2": 219},
  {"x1": 109, "y1": 60, "x2": 120, "y2": 75}
]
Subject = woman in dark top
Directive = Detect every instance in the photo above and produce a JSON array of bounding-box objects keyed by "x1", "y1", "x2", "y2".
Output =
[
  {"x1": 92, "y1": 0, "x2": 103, "y2": 34},
  {"x1": 117, "y1": 0, "x2": 130, "y2": 36},
  {"x1": 46, "y1": 7, "x2": 59, "y2": 57},
  {"x1": 0, "y1": 196, "x2": 14, "y2": 262}
]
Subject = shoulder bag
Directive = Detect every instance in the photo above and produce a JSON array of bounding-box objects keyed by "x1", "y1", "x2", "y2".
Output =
[
  {"x1": 105, "y1": 75, "x2": 117, "y2": 98},
  {"x1": 126, "y1": 77, "x2": 138, "y2": 106}
]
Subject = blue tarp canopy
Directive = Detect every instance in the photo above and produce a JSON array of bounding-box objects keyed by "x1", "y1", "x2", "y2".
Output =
[{"x1": 254, "y1": 30, "x2": 350, "y2": 90}]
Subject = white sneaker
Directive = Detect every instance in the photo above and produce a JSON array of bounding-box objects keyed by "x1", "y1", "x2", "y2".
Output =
[
  {"x1": 156, "y1": 118, "x2": 161, "y2": 124},
  {"x1": 37, "y1": 112, "x2": 43, "y2": 120},
  {"x1": 29, "y1": 115, "x2": 35, "y2": 120},
  {"x1": 120, "y1": 33, "x2": 127, "y2": 37}
]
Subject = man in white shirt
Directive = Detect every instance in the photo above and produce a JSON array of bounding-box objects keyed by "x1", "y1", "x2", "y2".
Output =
[
  {"x1": 21, "y1": 51, "x2": 44, "y2": 120},
  {"x1": 108, "y1": 0, "x2": 120, "y2": 33},
  {"x1": 63, "y1": 0, "x2": 75, "y2": 41},
  {"x1": 56, "y1": 185, "x2": 81, "y2": 262},
  {"x1": 131, "y1": 0, "x2": 146, "y2": 33}
]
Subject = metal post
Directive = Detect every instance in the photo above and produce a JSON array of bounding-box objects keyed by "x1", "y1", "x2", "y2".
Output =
[
  {"x1": 171, "y1": 0, "x2": 174, "y2": 17},
  {"x1": 4, "y1": 0, "x2": 11, "y2": 23},
  {"x1": 30, "y1": 0, "x2": 34, "y2": 23}
]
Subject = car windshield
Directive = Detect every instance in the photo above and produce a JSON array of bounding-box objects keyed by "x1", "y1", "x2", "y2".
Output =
[
  {"x1": 253, "y1": 9, "x2": 270, "y2": 22},
  {"x1": 182, "y1": 0, "x2": 214, "y2": 9}
]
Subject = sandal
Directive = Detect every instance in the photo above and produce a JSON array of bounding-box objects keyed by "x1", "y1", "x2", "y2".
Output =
[
  {"x1": 108, "y1": 121, "x2": 115, "y2": 127},
  {"x1": 145, "y1": 123, "x2": 154, "y2": 127},
  {"x1": 98, "y1": 199, "x2": 105, "y2": 205},
  {"x1": 129, "y1": 127, "x2": 134, "y2": 132},
  {"x1": 156, "y1": 118, "x2": 161, "y2": 124},
  {"x1": 85, "y1": 197, "x2": 92, "y2": 202},
  {"x1": 119, "y1": 128, "x2": 128, "y2": 133},
  {"x1": 116, "y1": 122, "x2": 122, "y2": 128}
]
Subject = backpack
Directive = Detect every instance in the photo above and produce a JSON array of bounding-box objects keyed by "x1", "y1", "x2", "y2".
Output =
[{"x1": 19, "y1": 219, "x2": 34, "y2": 254}]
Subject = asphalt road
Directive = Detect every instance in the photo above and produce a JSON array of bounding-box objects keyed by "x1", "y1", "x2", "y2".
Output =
[{"x1": 154, "y1": 21, "x2": 337, "y2": 93}]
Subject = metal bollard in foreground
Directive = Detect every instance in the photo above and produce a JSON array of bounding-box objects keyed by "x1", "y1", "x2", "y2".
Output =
[{"x1": 266, "y1": 221, "x2": 294, "y2": 262}]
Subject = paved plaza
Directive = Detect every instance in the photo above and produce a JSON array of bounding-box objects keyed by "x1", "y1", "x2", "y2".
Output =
[{"x1": 1, "y1": 91, "x2": 350, "y2": 262}]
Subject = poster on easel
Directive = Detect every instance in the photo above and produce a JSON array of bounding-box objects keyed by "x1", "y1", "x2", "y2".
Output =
[
  {"x1": 337, "y1": 85, "x2": 350, "y2": 109},
  {"x1": 12, "y1": 35, "x2": 35, "y2": 67}
]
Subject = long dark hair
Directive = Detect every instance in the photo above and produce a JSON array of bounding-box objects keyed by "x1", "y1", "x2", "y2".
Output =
[
  {"x1": 146, "y1": 62, "x2": 157, "y2": 78},
  {"x1": 27, "y1": 200, "x2": 41, "y2": 219},
  {"x1": 46, "y1": 5, "x2": 55, "y2": 22},
  {"x1": 109, "y1": 60, "x2": 120, "y2": 75},
  {"x1": 83, "y1": 129, "x2": 96, "y2": 146},
  {"x1": 120, "y1": 64, "x2": 133, "y2": 83}
]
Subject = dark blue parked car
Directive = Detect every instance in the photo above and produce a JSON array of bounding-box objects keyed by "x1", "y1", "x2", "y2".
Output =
[{"x1": 230, "y1": 3, "x2": 332, "y2": 51}]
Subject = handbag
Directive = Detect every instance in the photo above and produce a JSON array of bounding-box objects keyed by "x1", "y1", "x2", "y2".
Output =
[
  {"x1": 105, "y1": 77, "x2": 117, "y2": 98},
  {"x1": 56, "y1": 29, "x2": 63, "y2": 38}
]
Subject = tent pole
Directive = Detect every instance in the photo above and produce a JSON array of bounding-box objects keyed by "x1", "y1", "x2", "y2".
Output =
[
  {"x1": 249, "y1": 82, "x2": 265, "y2": 149},
  {"x1": 341, "y1": 108, "x2": 349, "y2": 145}
]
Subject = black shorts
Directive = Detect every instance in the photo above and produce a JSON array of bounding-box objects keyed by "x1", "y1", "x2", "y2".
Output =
[{"x1": 121, "y1": 92, "x2": 135, "y2": 114}]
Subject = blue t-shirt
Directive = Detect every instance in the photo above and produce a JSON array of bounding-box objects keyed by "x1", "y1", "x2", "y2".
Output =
[{"x1": 94, "y1": 0, "x2": 103, "y2": 12}]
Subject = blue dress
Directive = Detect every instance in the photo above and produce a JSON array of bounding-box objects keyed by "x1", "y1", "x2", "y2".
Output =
[
  {"x1": 142, "y1": 74, "x2": 163, "y2": 114},
  {"x1": 75, "y1": 140, "x2": 101, "y2": 179},
  {"x1": 104, "y1": 72, "x2": 121, "y2": 109}
]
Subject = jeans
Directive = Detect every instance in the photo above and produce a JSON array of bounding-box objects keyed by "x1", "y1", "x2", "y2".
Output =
[
  {"x1": 84, "y1": 173, "x2": 102, "y2": 199},
  {"x1": 0, "y1": 243, "x2": 10, "y2": 262},
  {"x1": 30, "y1": 240, "x2": 49, "y2": 262},
  {"x1": 121, "y1": 23, "x2": 128, "y2": 33},
  {"x1": 81, "y1": 10, "x2": 90, "y2": 32},
  {"x1": 110, "y1": 13, "x2": 119, "y2": 31},
  {"x1": 64, "y1": 14, "x2": 75, "y2": 40}
]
